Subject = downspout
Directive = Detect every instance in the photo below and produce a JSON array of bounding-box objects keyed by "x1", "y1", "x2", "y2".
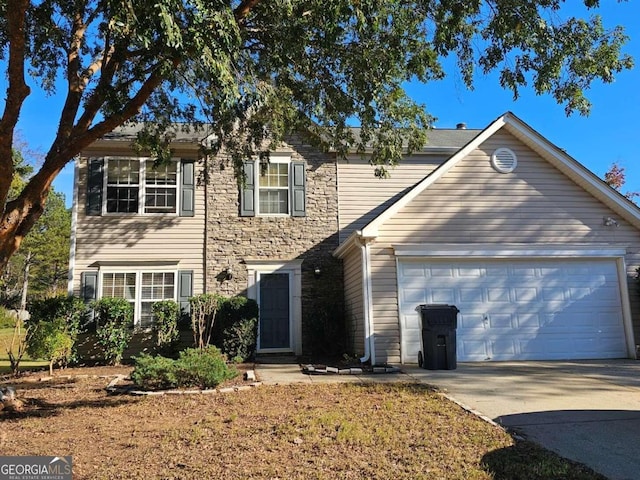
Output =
[{"x1": 359, "y1": 237, "x2": 376, "y2": 366}]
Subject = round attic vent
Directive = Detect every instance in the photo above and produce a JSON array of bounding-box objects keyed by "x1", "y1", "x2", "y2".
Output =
[{"x1": 491, "y1": 148, "x2": 517, "y2": 173}]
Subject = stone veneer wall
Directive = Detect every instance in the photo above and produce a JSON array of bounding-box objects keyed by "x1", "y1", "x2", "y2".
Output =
[{"x1": 205, "y1": 136, "x2": 345, "y2": 355}]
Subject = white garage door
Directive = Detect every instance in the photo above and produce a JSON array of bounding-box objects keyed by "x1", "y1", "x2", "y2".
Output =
[{"x1": 398, "y1": 258, "x2": 628, "y2": 362}]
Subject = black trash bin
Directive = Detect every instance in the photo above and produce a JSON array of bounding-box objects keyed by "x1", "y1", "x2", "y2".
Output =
[{"x1": 417, "y1": 304, "x2": 459, "y2": 370}]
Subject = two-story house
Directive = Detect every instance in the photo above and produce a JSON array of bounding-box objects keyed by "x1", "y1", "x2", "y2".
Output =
[
  {"x1": 69, "y1": 112, "x2": 640, "y2": 365},
  {"x1": 70, "y1": 125, "x2": 342, "y2": 357}
]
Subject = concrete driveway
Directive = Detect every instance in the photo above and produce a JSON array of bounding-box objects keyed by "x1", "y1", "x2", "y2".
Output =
[{"x1": 403, "y1": 360, "x2": 640, "y2": 480}]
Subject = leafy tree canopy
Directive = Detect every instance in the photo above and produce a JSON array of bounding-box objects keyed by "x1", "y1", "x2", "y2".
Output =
[{"x1": 0, "y1": 0, "x2": 633, "y2": 268}]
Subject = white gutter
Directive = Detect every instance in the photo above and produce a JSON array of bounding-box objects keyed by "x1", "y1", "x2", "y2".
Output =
[{"x1": 359, "y1": 236, "x2": 376, "y2": 366}]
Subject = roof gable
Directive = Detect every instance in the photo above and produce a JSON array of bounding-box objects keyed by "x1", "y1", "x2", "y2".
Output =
[{"x1": 358, "y1": 112, "x2": 640, "y2": 238}]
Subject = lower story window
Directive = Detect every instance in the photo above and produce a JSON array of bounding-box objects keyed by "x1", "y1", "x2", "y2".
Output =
[
  {"x1": 101, "y1": 273, "x2": 136, "y2": 310},
  {"x1": 101, "y1": 271, "x2": 176, "y2": 328},
  {"x1": 140, "y1": 272, "x2": 175, "y2": 328}
]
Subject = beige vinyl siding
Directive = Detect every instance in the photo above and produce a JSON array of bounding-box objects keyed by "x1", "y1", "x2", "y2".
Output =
[
  {"x1": 369, "y1": 130, "x2": 640, "y2": 364},
  {"x1": 370, "y1": 246, "x2": 401, "y2": 363},
  {"x1": 342, "y1": 246, "x2": 364, "y2": 355},
  {"x1": 337, "y1": 155, "x2": 447, "y2": 241},
  {"x1": 72, "y1": 153, "x2": 206, "y2": 296}
]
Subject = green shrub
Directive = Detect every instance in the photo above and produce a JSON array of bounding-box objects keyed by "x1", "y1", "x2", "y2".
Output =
[
  {"x1": 29, "y1": 295, "x2": 87, "y2": 336},
  {"x1": 130, "y1": 347, "x2": 237, "y2": 390},
  {"x1": 26, "y1": 319, "x2": 73, "y2": 375},
  {"x1": 213, "y1": 296, "x2": 258, "y2": 362},
  {"x1": 92, "y1": 297, "x2": 133, "y2": 365},
  {"x1": 130, "y1": 353, "x2": 178, "y2": 390},
  {"x1": 152, "y1": 300, "x2": 180, "y2": 350},
  {"x1": 29, "y1": 295, "x2": 87, "y2": 363},
  {"x1": 221, "y1": 317, "x2": 258, "y2": 362},
  {"x1": 174, "y1": 346, "x2": 237, "y2": 389}
]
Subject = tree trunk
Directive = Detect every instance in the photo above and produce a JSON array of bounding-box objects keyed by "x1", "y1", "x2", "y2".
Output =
[
  {"x1": 20, "y1": 250, "x2": 31, "y2": 311},
  {"x1": 0, "y1": 180, "x2": 50, "y2": 274}
]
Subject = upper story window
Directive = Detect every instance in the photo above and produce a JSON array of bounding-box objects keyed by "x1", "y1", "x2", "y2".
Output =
[
  {"x1": 105, "y1": 159, "x2": 178, "y2": 214},
  {"x1": 144, "y1": 162, "x2": 178, "y2": 214},
  {"x1": 240, "y1": 156, "x2": 306, "y2": 217},
  {"x1": 259, "y1": 162, "x2": 290, "y2": 215},
  {"x1": 106, "y1": 159, "x2": 141, "y2": 213},
  {"x1": 86, "y1": 157, "x2": 194, "y2": 217}
]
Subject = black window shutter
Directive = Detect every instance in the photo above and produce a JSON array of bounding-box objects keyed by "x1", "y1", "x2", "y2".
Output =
[
  {"x1": 291, "y1": 161, "x2": 306, "y2": 217},
  {"x1": 180, "y1": 160, "x2": 195, "y2": 217},
  {"x1": 240, "y1": 161, "x2": 256, "y2": 216},
  {"x1": 178, "y1": 270, "x2": 193, "y2": 317},
  {"x1": 86, "y1": 158, "x2": 104, "y2": 216}
]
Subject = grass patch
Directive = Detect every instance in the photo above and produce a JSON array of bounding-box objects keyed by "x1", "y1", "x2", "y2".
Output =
[{"x1": 0, "y1": 378, "x2": 606, "y2": 479}]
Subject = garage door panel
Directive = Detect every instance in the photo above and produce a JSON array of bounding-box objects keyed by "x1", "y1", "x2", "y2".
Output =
[
  {"x1": 400, "y1": 263, "x2": 427, "y2": 277},
  {"x1": 429, "y1": 288, "x2": 455, "y2": 304},
  {"x1": 514, "y1": 287, "x2": 539, "y2": 302},
  {"x1": 400, "y1": 288, "x2": 426, "y2": 310},
  {"x1": 460, "y1": 287, "x2": 485, "y2": 303},
  {"x1": 459, "y1": 313, "x2": 485, "y2": 330},
  {"x1": 511, "y1": 266, "x2": 537, "y2": 278},
  {"x1": 486, "y1": 288, "x2": 509, "y2": 302},
  {"x1": 459, "y1": 339, "x2": 490, "y2": 361},
  {"x1": 431, "y1": 266, "x2": 455, "y2": 277},
  {"x1": 485, "y1": 265, "x2": 509, "y2": 276},
  {"x1": 398, "y1": 258, "x2": 628, "y2": 362},
  {"x1": 457, "y1": 267, "x2": 483, "y2": 278},
  {"x1": 542, "y1": 287, "x2": 566, "y2": 302},
  {"x1": 513, "y1": 313, "x2": 543, "y2": 329},
  {"x1": 488, "y1": 314, "x2": 513, "y2": 329}
]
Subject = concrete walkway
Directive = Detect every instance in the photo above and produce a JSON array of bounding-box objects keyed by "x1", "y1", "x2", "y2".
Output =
[{"x1": 255, "y1": 359, "x2": 640, "y2": 480}]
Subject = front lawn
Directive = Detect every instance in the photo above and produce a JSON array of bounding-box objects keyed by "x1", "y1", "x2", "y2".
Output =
[{"x1": 1, "y1": 373, "x2": 605, "y2": 479}]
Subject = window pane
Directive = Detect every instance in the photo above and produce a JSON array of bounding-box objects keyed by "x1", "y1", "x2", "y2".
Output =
[
  {"x1": 140, "y1": 271, "x2": 176, "y2": 327},
  {"x1": 257, "y1": 163, "x2": 289, "y2": 214},
  {"x1": 140, "y1": 303, "x2": 153, "y2": 329},
  {"x1": 146, "y1": 162, "x2": 177, "y2": 186},
  {"x1": 107, "y1": 159, "x2": 140, "y2": 184},
  {"x1": 107, "y1": 186, "x2": 139, "y2": 213},
  {"x1": 277, "y1": 163, "x2": 288, "y2": 186},
  {"x1": 144, "y1": 187, "x2": 177, "y2": 214},
  {"x1": 259, "y1": 189, "x2": 288, "y2": 214},
  {"x1": 102, "y1": 273, "x2": 136, "y2": 300},
  {"x1": 259, "y1": 163, "x2": 288, "y2": 188}
]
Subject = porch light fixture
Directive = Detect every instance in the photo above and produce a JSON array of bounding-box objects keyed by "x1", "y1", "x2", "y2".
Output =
[
  {"x1": 603, "y1": 216, "x2": 619, "y2": 227},
  {"x1": 313, "y1": 266, "x2": 322, "y2": 278},
  {"x1": 224, "y1": 266, "x2": 233, "y2": 281}
]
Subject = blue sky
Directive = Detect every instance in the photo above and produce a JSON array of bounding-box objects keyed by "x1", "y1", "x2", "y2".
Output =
[{"x1": 7, "y1": 1, "x2": 640, "y2": 206}]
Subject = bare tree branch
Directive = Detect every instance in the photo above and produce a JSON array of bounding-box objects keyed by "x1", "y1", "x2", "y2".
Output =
[{"x1": 57, "y1": 6, "x2": 88, "y2": 140}]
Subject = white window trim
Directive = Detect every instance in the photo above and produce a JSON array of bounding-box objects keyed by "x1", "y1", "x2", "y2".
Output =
[
  {"x1": 97, "y1": 267, "x2": 179, "y2": 328},
  {"x1": 102, "y1": 156, "x2": 181, "y2": 216},
  {"x1": 245, "y1": 259, "x2": 302, "y2": 355},
  {"x1": 254, "y1": 154, "x2": 292, "y2": 217}
]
